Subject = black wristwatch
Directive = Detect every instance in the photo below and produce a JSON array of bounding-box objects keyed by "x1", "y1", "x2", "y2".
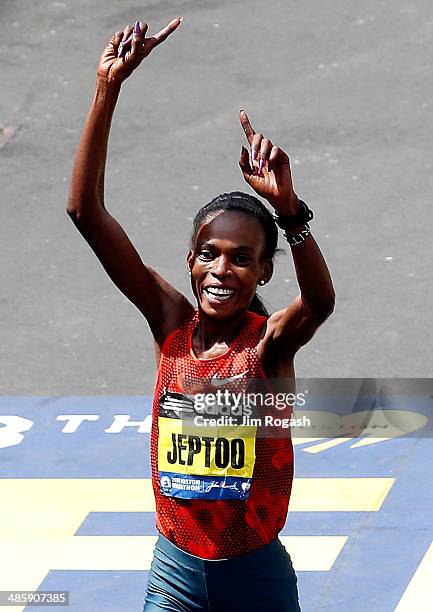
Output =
[{"x1": 274, "y1": 200, "x2": 314, "y2": 231}]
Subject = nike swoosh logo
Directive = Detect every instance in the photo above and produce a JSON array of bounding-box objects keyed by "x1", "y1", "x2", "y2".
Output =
[{"x1": 210, "y1": 370, "x2": 249, "y2": 387}]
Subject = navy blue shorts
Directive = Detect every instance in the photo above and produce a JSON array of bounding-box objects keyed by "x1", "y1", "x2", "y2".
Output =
[{"x1": 143, "y1": 532, "x2": 301, "y2": 611}]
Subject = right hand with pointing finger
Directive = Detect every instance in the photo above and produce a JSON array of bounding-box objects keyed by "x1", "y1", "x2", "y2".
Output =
[{"x1": 97, "y1": 18, "x2": 183, "y2": 84}]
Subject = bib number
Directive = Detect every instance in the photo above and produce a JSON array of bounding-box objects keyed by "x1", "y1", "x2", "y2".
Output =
[{"x1": 157, "y1": 391, "x2": 257, "y2": 500}]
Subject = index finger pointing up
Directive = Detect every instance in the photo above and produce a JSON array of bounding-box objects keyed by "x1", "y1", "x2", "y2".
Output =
[
  {"x1": 239, "y1": 110, "x2": 255, "y2": 145},
  {"x1": 150, "y1": 17, "x2": 183, "y2": 48}
]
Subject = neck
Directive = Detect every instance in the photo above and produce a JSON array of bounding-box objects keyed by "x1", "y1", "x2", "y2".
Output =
[{"x1": 195, "y1": 308, "x2": 248, "y2": 350}]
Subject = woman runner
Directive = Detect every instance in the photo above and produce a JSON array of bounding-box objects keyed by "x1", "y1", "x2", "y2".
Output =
[{"x1": 67, "y1": 18, "x2": 335, "y2": 612}]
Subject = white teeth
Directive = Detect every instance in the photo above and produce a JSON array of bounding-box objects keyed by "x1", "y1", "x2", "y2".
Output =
[
  {"x1": 205, "y1": 287, "x2": 235, "y2": 296},
  {"x1": 203, "y1": 286, "x2": 235, "y2": 303}
]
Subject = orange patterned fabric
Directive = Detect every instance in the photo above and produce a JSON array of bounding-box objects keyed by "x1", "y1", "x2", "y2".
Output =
[{"x1": 150, "y1": 309, "x2": 294, "y2": 559}]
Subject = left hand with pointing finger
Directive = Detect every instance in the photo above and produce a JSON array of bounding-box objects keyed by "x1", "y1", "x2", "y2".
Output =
[{"x1": 239, "y1": 110, "x2": 300, "y2": 216}]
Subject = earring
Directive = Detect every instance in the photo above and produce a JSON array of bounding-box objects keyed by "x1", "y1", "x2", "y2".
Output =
[{"x1": 259, "y1": 280, "x2": 265, "y2": 286}]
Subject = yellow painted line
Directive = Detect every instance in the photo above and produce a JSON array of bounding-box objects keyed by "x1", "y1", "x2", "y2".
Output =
[
  {"x1": 0, "y1": 478, "x2": 155, "y2": 513},
  {"x1": 0, "y1": 476, "x2": 392, "y2": 608},
  {"x1": 0, "y1": 477, "x2": 394, "y2": 540},
  {"x1": 297, "y1": 410, "x2": 428, "y2": 453},
  {"x1": 0, "y1": 536, "x2": 347, "y2": 612},
  {"x1": 302, "y1": 438, "x2": 353, "y2": 453},
  {"x1": 281, "y1": 536, "x2": 348, "y2": 571},
  {"x1": 290, "y1": 477, "x2": 394, "y2": 511},
  {"x1": 0, "y1": 479, "x2": 155, "y2": 539},
  {"x1": 0, "y1": 537, "x2": 157, "y2": 612},
  {"x1": 0, "y1": 535, "x2": 346, "y2": 572},
  {"x1": 351, "y1": 436, "x2": 397, "y2": 449},
  {"x1": 0, "y1": 536, "x2": 158, "y2": 570},
  {"x1": 0, "y1": 533, "x2": 347, "y2": 607},
  {"x1": 292, "y1": 437, "x2": 328, "y2": 446},
  {"x1": 394, "y1": 540, "x2": 433, "y2": 611}
]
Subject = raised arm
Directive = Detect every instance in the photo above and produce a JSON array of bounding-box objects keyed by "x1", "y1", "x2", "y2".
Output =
[
  {"x1": 238, "y1": 110, "x2": 335, "y2": 359},
  {"x1": 66, "y1": 19, "x2": 193, "y2": 346}
]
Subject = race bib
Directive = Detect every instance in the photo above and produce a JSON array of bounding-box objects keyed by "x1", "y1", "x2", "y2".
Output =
[{"x1": 157, "y1": 390, "x2": 257, "y2": 500}]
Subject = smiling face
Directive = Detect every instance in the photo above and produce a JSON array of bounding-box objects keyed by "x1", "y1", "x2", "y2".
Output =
[{"x1": 187, "y1": 210, "x2": 273, "y2": 319}]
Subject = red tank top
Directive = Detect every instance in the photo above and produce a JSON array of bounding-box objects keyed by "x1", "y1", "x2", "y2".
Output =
[{"x1": 150, "y1": 308, "x2": 294, "y2": 559}]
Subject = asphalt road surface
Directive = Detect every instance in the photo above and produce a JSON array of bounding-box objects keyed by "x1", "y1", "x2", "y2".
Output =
[{"x1": 1, "y1": 0, "x2": 432, "y2": 394}]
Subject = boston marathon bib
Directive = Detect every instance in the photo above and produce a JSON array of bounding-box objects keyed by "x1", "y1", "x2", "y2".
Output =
[
  {"x1": 157, "y1": 389, "x2": 257, "y2": 500},
  {"x1": 151, "y1": 309, "x2": 295, "y2": 558}
]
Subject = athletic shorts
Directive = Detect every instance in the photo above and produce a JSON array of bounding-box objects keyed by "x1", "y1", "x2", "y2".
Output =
[{"x1": 143, "y1": 532, "x2": 301, "y2": 611}]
